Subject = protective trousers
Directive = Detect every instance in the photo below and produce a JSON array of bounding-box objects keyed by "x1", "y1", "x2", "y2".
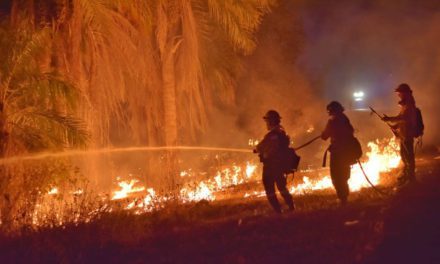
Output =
[
  {"x1": 330, "y1": 153, "x2": 351, "y2": 203},
  {"x1": 262, "y1": 164, "x2": 294, "y2": 213},
  {"x1": 400, "y1": 138, "x2": 415, "y2": 181}
]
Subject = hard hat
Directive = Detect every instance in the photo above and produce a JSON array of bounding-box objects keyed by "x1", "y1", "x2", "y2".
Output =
[
  {"x1": 326, "y1": 101, "x2": 344, "y2": 113},
  {"x1": 263, "y1": 110, "x2": 281, "y2": 121},
  {"x1": 395, "y1": 83, "x2": 412, "y2": 93}
]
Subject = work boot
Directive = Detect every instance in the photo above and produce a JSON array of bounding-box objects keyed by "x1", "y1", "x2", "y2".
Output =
[
  {"x1": 397, "y1": 176, "x2": 408, "y2": 186},
  {"x1": 407, "y1": 172, "x2": 416, "y2": 184},
  {"x1": 397, "y1": 174, "x2": 406, "y2": 182},
  {"x1": 339, "y1": 197, "x2": 348, "y2": 207}
]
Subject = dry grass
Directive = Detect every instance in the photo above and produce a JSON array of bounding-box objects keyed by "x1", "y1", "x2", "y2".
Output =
[{"x1": 0, "y1": 159, "x2": 439, "y2": 263}]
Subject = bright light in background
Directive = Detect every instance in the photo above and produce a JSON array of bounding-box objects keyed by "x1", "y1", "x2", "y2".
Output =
[{"x1": 353, "y1": 91, "x2": 365, "y2": 101}]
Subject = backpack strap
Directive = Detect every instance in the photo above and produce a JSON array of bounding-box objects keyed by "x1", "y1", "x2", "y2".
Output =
[
  {"x1": 415, "y1": 136, "x2": 423, "y2": 156},
  {"x1": 322, "y1": 146, "x2": 330, "y2": 167}
]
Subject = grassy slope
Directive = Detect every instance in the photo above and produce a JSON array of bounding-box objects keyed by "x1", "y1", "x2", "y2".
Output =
[{"x1": 1, "y1": 159, "x2": 439, "y2": 263}]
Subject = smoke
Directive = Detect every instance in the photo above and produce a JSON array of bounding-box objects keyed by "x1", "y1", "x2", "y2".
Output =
[
  {"x1": 295, "y1": 0, "x2": 440, "y2": 145},
  {"x1": 204, "y1": 1, "x2": 324, "y2": 149},
  {"x1": 212, "y1": 0, "x2": 440, "y2": 154}
]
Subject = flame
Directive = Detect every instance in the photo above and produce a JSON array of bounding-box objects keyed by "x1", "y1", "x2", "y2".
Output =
[
  {"x1": 48, "y1": 187, "x2": 58, "y2": 195},
  {"x1": 248, "y1": 139, "x2": 259, "y2": 147},
  {"x1": 112, "y1": 179, "x2": 146, "y2": 200},
  {"x1": 348, "y1": 138, "x2": 400, "y2": 191},
  {"x1": 179, "y1": 162, "x2": 258, "y2": 202},
  {"x1": 180, "y1": 170, "x2": 191, "y2": 177},
  {"x1": 289, "y1": 137, "x2": 400, "y2": 194},
  {"x1": 290, "y1": 176, "x2": 333, "y2": 194},
  {"x1": 125, "y1": 189, "x2": 157, "y2": 211},
  {"x1": 71, "y1": 189, "x2": 83, "y2": 195},
  {"x1": 27, "y1": 138, "x2": 401, "y2": 227},
  {"x1": 180, "y1": 182, "x2": 214, "y2": 202},
  {"x1": 246, "y1": 163, "x2": 257, "y2": 178}
]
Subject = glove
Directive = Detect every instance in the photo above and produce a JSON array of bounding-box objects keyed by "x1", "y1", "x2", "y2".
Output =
[{"x1": 382, "y1": 115, "x2": 390, "y2": 121}]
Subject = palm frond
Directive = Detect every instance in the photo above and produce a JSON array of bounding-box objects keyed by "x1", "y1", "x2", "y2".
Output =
[
  {"x1": 8, "y1": 109, "x2": 89, "y2": 150},
  {"x1": 204, "y1": 0, "x2": 274, "y2": 54},
  {"x1": 7, "y1": 72, "x2": 78, "y2": 110},
  {"x1": 2, "y1": 28, "x2": 51, "y2": 92},
  {"x1": 72, "y1": 0, "x2": 164, "y2": 145}
]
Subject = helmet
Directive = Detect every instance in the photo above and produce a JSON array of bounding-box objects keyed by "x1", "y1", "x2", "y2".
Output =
[
  {"x1": 395, "y1": 83, "x2": 412, "y2": 94},
  {"x1": 326, "y1": 101, "x2": 344, "y2": 114},
  {"x1": 263, "y1": 110, "x2": 281, "y2": 122}
]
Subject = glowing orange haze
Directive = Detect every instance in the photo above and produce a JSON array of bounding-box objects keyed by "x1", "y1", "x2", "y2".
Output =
[
  {"x1": 28, "y1": 138, "x2": 399, "y2": 224},
  {"x1": 109, "y1": 138, "x2": 400, "y2": 213}
]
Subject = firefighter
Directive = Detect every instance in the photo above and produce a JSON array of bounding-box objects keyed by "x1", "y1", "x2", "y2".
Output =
[
  {"x1": 254, "y1": 110, "x2": 295, "y2": 213},
  {"x1": 382, "y1": 83, "x2": 418, "y2": 185},
  {"x1": 321, "y1": 101, "x2": 355, "y2": 205}
]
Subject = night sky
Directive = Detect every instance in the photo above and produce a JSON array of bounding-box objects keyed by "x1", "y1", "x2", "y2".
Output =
[
  {"x1": 297, "y1": 0, "x2": 440, "y2": 107},
  {"x1": 236, "y1": 0, "x2": 440, "y2": 145}
]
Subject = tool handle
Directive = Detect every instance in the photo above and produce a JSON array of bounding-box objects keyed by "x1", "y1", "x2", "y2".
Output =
[{"x1": 294, "y1": 135, "x2": 321, "y2": 151}]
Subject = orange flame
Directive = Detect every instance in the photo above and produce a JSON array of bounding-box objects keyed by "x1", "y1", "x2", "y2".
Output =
[
  {"x1": 28, "y1": 138, "x2": 401, "y2": 227},
  {"x1": 112, "y1": 179, "x2": 146, "y2": 200}
]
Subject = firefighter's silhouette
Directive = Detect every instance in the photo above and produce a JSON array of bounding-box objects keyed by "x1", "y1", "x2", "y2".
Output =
[
  {"x1": 321, "y1": 101, "x2": 355, "y2": 205},
  {"x1": 255, "y1": 110, "x2": 295, "y2": 213},
  {"x1": 382, "y1": 83, "x2": 419, "y2": 185}
]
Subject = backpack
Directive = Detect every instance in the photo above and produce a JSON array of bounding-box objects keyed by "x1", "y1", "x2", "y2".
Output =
[
  {"x1": 283, "y1": 147, "x2": 301, "y2": 173},
  {"x1": 322, "y1": 136, "x2": 362, "y2": 167},
  {"x1": 414, "y1": 107, "x2": 424, "y2": 138},
  {"x1": 347, "y1": 136, "x2": 363, "y2": 165}
]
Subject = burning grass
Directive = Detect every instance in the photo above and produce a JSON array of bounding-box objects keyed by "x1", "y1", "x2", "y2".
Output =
[
  {"x1": 2, "y1": 157, "x2": 440, "y2": 262},
  {"x1": 0, "y1": 185, "x2": 399, "y2": 262},
  {"x1": 2, "y1": 137, "x2": 401, "y2": 230}
]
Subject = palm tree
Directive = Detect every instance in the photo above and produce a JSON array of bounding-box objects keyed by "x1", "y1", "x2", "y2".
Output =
[
  {"x1": 57, "y1": 0, "x2": 274, "y2": 146},
  {"x1": 137, "y1": 0, "x2": 275, "y2": 188},
  {"x1": 145, "y1": 0, "x2": 275, "y2": 145},
  {"x1": 0, "y1": 25, "x2": 89, "y2": 228},
  {"x1": 0, "y1": 26, "x2": 88, "y2": 154},
  {"x1": 4, "y1": 0, "x2": 275, "y2": 190}
]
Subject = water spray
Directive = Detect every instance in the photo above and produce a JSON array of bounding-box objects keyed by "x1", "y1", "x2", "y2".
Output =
[
  {"x1": 0, "y1": 146, "x2": 254, "y2": 165},
  {"x1": 0, "y1": 136, "x2": 324, "y2": 165}
]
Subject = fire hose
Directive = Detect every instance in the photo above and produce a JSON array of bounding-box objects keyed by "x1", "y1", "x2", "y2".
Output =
[
  {"x1": 293, "y1": 134, "x2": 390, "y2": 196},
  {"x1": 357, "y1": 160, "x2": 390, "y2": 196},
  {"x1": 369, "y1": 106, "x2": 411, "y2": 155},
  {"x1": 369, "y1": 106, "x2": 400, "y2": 138},
  {"x1": 369, "y1": 105, "x2": 418, "y2": 188},
  {"x1": 293, "y1": 135, "x2": 321, "y2": 151}
]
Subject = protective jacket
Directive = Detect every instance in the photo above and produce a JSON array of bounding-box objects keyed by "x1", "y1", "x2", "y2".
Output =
[
  {"x1": 321, "y1": 113, "x2": 354, "y2": 153},
  {"x1": 256, "y1": 125, "x2": 290, "y2": 165},
  {"x1": 385, "y1": 98, "x2": 417, "y2": 140},
  {"x1": 321, "y1": 112, "x2": 355, "y2": 204}
]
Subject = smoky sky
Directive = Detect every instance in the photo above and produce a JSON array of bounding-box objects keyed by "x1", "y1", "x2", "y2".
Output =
[
  {"x1": 231, "y1": 0, "x2": 440, "y2": 147},
  {"x1": 298, "y1": 0, "x2": 440, "y2": 101},
  {"x1": 297, "y1": 0, "x2": 440, "y2": 144},
  {"x1": 0, "y1": 1, "x2": 11, "y2": 16}
]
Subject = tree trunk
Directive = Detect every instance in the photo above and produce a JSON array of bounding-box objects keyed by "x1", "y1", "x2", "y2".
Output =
[
  {"x1": 71, "y1": 0, "x2": 85, "y2": 93},
  {"x1": 162, "y1": 49, "x2": 178, "y2": 147},
  {"x1": 156, "y1": 1, "x2": 182, "y2": 193},
  {"x1": 0, "y1": 106, "x2": 12, "y2": 230},
  {"x1": 161, "y1": 45, "x2": 179, "y2": 192}
]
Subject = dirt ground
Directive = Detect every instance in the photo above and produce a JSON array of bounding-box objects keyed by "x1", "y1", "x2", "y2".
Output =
[{"x1": 1, "y1": 158, "x2": 440, "y2": 263}]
